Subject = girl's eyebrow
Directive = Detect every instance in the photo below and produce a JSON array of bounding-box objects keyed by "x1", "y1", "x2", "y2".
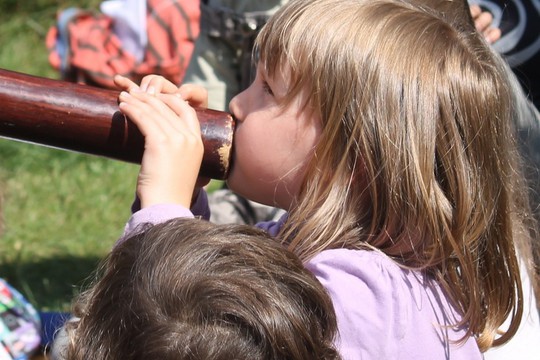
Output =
[{"x1": 258, "y1": 66, "x2": 274, "y2": 88}]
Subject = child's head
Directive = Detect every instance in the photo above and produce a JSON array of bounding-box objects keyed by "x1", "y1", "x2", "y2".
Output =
[
  {"x1": 65, "y1": 218, "x2": 340, "y2": 360},
  {"x1": 255, "y1": 0, "x2": 513, "y2": 255},
  {"x1": 232, "y1": 0, "x2": 531, "y2": 350}
]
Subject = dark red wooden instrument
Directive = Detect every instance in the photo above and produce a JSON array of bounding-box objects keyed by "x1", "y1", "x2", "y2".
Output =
[{"x1": 0, "y1": 68, "x2": 235, "y2": 179}]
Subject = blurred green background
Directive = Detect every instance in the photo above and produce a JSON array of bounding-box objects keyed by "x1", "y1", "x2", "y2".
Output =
[{"x1": 0, "y1": 0, "x2": 139, "y2": 311}]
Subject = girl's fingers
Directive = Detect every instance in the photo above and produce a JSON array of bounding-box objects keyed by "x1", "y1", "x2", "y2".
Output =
[
  {"x1": 469, "y1": 5, "x2": 482, "y2": 19},
  {"x1": 113, "y1": 75, "x2": 139, "y2": 91},
  {"x1": 139, "y1": 75, "x2": 179, "y2": 94},
  {"x1": 120, "y1": 90, "x2": 198, "y2": 138},
  {"x1": 484, "y1": 27, "x2": 501, "y2": 44},
  {"x1": 118, "y1": 91, "x2": 170, "y2": 137},
  {"x1": 118, "y1": 90, "x2": 201, "y2": 144},
  {"x1": 118, "y1": 90, "x2": 204, "y2": 208},
  {"x1": 178, "y1": 84, "x2": 209, "y2": 108},
  {"x1": 474, "y1": 11, "x2": 494, "y2": 33},
  {"x1": 139, "y1": 75, "x2": 159, "y2": 92},
  {"x1": 157, "y1": 93, "x2": 202, "y2": 136},
  {"x1": 469, "y1": 5, "x2": 500, "y2": 44}
]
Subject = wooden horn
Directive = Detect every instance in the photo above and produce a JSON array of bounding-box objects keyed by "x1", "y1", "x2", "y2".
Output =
[{"x1": 0, "y1": 68, "x2": 235, "y2": 180}]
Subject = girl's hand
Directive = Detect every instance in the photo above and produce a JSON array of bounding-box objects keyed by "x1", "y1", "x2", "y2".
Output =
[
  {"x1": 118, "y1": 89, "x2": 204, "y2": 209},
  {"x1": 139, "y1": 74, "x2": 180, "y2": 94},
  {"x1": 113, "y1": 74, "x2": 209, "y2": 109},
  {"x1": 469, "y1": 4, "x2": 501, "y2": 44},
  {"x1": 113, "y1": 74, "x2": 141, "y2": 92},
  {"x1": 113, "y1": 74, "x2": 180, "y2": 94},
  {"x1": 178, "y1": 84, "x2": 209, "y2": 109}
]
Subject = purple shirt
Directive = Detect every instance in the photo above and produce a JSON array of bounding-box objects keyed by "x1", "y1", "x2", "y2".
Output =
[{"x1": 120, "y1": 197, "x2": 482, "y2": 359}]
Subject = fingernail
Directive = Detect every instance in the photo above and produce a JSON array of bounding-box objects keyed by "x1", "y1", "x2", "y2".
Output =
[
  {"x1": 120, "y1": 91, "x2": 130, "y2": 98},
  {"x1": 147, "y1": 86, "x2": 156, "y2": 95}
]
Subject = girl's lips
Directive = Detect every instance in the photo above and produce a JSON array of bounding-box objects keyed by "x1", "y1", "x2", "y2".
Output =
[{"x1": 226, "y1": 117, "x2": 239, "y2": 176}]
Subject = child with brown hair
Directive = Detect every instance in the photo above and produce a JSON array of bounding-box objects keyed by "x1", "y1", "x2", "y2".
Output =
[
  {"x1": 58, "y1": 218, "x2": 340, "y2": 360},
  {"x1": 114, "y1": 0, "x2": 538, "y2": 357}
]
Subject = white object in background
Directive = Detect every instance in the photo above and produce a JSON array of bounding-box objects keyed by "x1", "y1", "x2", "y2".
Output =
[{"x1": 100, "y1": 0, "x2": 148, "y2": 62}]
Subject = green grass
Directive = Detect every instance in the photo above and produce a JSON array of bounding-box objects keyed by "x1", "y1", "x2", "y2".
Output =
[
  {"x1": 0, "y1": 1, "x2": 103, "y2": 77},
  {"x1": 0, "y1": 141, "x2": 139, "y2": 310},
  {"x1": 0, "y1": 0, "x2": 141, "y2": 311},
  {"x1": 0, "y1": 0, "x2": 224, "y2": 311}
]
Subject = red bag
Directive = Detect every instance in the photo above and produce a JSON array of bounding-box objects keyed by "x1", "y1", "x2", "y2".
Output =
[{"x1": 46, "y1": 0, "x2": 200, "y2": 89}]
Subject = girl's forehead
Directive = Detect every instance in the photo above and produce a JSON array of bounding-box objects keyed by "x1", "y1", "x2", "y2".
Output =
[{"x1": 258, "y1": 59, "x2": 290, "y2": 78}]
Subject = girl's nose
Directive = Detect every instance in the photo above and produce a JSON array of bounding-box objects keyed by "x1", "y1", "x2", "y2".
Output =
[{"x1": 229, "y1": 92, "x2": 244, "y2": 122}]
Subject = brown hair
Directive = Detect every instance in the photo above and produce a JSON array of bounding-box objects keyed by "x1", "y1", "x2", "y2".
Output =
[
  {"x1": 415, "y1": 0, "x2": 540, "y2": 312},
  {"x1": 64, "y1": 218, "x2": 340, "y2": 359},
  {"x1": 256, "y1": 0, "x2": 536, "y2": 350}
]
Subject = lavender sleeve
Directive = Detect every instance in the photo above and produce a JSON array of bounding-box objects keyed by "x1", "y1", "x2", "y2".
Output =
[
  {"x1": 117, "y1": 190, "x2": 211, "y2": 247},
  {"x1": 255, "y1": 213, "x2": 288, "y2": 236}
]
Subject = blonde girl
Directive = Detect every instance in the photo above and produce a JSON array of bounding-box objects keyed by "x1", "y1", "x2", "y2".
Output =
[{"x1": 114, "y1": 0, "x2": 538, "y2": 358}]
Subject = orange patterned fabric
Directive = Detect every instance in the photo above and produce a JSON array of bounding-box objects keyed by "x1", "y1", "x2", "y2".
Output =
[{"x1": 46, "y1": 0, "x2": 200, "y2": 89}]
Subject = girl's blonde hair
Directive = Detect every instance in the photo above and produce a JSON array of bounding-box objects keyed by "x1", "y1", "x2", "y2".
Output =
[{"x1": 256, "y1": 0, "x2": 537, "y2": 351}]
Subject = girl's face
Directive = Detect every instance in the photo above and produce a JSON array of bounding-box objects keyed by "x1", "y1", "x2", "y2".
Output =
[{"x1": 227, "y1": 63, "x2": 321, "y2": 210}]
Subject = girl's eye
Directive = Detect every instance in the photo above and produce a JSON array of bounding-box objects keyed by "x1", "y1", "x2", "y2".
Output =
[{"x1": 262, "y1": 81, "x2": 274, "y2": 96}]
